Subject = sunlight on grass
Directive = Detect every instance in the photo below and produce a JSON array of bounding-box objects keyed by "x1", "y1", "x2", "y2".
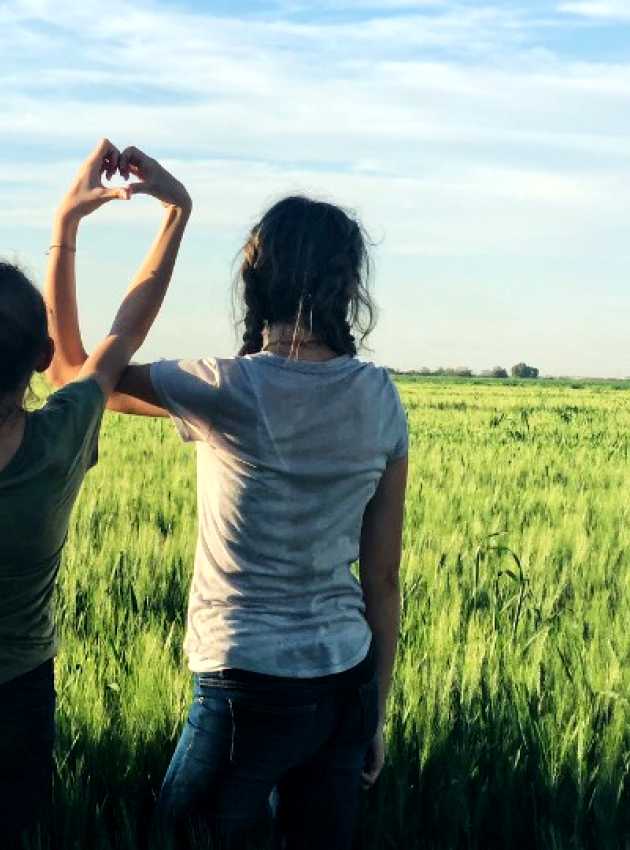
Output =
[{"x1": 30, "y1": 379, "x2": 630, "y2": 849}]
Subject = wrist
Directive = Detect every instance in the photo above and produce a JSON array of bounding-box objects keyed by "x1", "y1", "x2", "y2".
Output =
[
  {"x1": 168, "y1": 182, "x2": 192, "y2": 217},
  {"x1": 52, "y1": 210, "x2": 80, "y2": 242},
  {"x1": 164, "y1": 199, "x2": 192, "y2": 220}
]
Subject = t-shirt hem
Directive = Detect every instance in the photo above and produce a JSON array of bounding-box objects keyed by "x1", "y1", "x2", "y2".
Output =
[
  {"x1": 0, "y1": 648, "x2": 57, "y2": 687},
  {"x1": 388, "y1": 446, "x2": 409, "y2": 461},
  {"x1": 187, "y1": 632, "x2": 373, "y2": 679},
  {"x1": 80, "y1": 377, "x2": 106, "y2": 468},
  {"x1": 82, "y1": 376, "x2": 106, "y2": 407}
]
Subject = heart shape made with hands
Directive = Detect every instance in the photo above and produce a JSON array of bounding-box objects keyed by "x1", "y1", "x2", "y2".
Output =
[
  {"x1": 98, "y1": 143, "x2": 149, "y2": 199},
  {"x1": 67, "y1": 137, "x2": 189, "y2": 216}
]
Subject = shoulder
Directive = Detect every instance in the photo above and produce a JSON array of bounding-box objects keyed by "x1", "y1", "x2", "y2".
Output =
[
  {"x1": 376, "y1": 367, "x2": 406, "y2": 416},
  {"x1": 38, "y1": 378, "x2": 105, "y2": 422},
  {"x1": 351, "y1": 358, "x2": 401, "y2": 393},
  {"x1": 149, "y1": 356, "x2": 249, "y2": 443},
  {"x1": 353, "y1": 362, "x2": 407, "y2": 454}
]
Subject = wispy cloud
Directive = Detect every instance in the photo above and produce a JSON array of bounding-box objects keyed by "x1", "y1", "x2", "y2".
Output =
[
  {"x1": 3, "y1": 0, "x2": 630, "y2": 374},
  {"x1": 558, "y1": 2, "x2": 630, "y2": 20}
]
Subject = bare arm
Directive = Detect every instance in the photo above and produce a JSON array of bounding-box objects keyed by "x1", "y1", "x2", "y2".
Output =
[
  {"x1": 109, "y1": 364, "x2": 164, "y2": 414},
  {"x1": 359, "y1": 454, "x2": 408, "y2": 786},
  {"x1": 45, "y1": 138, "x2": 122, "y2": 381},
  {"x1": 45, "y1": 140, "x2": 190, "y2": 405}
]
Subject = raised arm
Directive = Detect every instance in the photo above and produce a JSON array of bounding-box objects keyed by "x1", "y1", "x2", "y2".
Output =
[
  {"x1": 45, "y1": 139, "x2": 124, "y2": 382},
  {"x1": 359, "y1": 454, "x2": 408, "y2": 788},
  {"x1": 45, "y1": 140, "x2": 190, "y2": 406}
]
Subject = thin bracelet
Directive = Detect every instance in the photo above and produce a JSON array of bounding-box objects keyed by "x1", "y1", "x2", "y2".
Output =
[{"x1": 46, "y1": 243, "x2": 77, "y2": 255}]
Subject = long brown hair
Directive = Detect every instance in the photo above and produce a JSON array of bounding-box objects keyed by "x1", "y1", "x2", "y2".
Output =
[
  {"x1": 234, "y1": 196, "x2": 376, "y2": 357},
  {"x1": 0, "y1": 262, "x2": 48, "y2": 413}
]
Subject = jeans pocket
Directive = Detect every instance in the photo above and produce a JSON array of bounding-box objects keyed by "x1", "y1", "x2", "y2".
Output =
[
  {"x1": 228, "y1": 698, "x2": 318, "y2": 769},
  {"x1": 183, "y1": 691, "x2": 234, "y2": 765}
]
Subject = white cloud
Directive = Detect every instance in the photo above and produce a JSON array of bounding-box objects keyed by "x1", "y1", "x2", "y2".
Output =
[
  {"x1": 3, "y1": 1, "x2": 630, "y2": 216},
  {"x1": 3, "y1": 0, "x2": 630, "y2": 374},
  {"x1": 558, "y1": 2, "x2": 630, "y2": 20}
]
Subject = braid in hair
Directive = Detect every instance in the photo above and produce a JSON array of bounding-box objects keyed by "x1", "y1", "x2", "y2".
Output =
[
  {"x1": 309, "y1": 253, "x2": 358, "y2": 356},
  {"x1": 308, "y1": 216, "x2": 371, "y2": 356},
  {"x1": 238, "y1": 232, "x2": 267, "y2": 356}
]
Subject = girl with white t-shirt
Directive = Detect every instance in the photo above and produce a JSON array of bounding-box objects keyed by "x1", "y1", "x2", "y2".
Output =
[{"x1": 50, "y1": 193, "x2": 408, "y2": 850}]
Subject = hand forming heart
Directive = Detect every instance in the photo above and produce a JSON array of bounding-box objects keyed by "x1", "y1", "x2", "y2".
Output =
[{"x1": 56, "y1": 138, "x2": 191, "y2": 227}]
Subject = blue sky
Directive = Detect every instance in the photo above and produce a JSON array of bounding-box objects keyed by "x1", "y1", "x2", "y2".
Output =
[{"x1": 3, "y1": 0, "x2": 630, "y2": 377}]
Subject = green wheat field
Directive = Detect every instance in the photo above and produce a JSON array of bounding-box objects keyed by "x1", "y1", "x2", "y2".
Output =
[{"x1": 33, "y1": 378, "x2": 630, "y2": 849}]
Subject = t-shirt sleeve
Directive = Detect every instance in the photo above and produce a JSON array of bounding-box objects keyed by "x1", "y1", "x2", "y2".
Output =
[
  {"x1": 150, "y1": 359, "x2": 220, "y2": 443},
  {"x1": 42, "y1": 378, "x2": 106, "y2": 471},
  {"x1": 385, "y1": 376, "x2": 409, "y2": 462}
]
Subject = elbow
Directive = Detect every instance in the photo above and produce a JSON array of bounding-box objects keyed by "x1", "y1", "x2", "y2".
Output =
[
  {"x1": 360, "y1": 562, "x2": 401, "y2": 596},
  {"x1": 380, "y1": 572, "x2": 401, "y2": 595}
]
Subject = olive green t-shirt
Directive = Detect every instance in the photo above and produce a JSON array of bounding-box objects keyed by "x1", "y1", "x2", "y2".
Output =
[{"x1": 0, "y1": 379, "x2": 105, "y2": 685}]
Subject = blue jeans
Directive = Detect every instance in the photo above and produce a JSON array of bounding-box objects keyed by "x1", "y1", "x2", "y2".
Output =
[
  {"x1": 156, "y1": 646, "x2": 379, "y2": 850},
  {"x1": 0, "y1": 660, "x2": 55, "y2": 847}
]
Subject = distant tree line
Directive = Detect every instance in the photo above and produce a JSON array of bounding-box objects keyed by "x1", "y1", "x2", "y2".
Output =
[
  {"x1": 510, "y1": 362, "x2": 539, "y2": 379},
  {"x1": 390, "y1": 362, "x2": 540, "y2": 379}
]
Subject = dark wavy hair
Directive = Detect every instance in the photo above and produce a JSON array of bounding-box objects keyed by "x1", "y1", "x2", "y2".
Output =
[
  {"x1": 0, "y1": 262, "x2": 48, "y2": 406},
  {"x1": 234, "y1": 196, "x2": 376, "y2": 357}
]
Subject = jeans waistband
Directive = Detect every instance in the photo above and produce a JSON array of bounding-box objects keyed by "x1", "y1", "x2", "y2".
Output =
[
  {"x1": 0, "y1": 659, "x2": 54, "y2": 694},
  {"x1": 195, "y1": 641, "x2": 375, "y2": 694}
]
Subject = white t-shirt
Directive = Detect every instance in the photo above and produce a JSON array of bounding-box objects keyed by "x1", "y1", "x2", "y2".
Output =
[{"x1": 151, "y1": 351, "x2": 408, "y2": 678}]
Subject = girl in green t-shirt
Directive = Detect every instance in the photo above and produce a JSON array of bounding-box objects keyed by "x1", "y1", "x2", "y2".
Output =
[{"x1": 0, "y1": 139, "x2": 191, "y2": 846}]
